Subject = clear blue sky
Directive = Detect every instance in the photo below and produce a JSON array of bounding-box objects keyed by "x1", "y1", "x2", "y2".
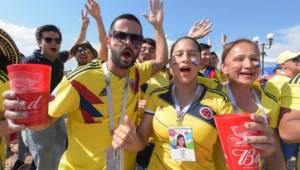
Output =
[{"x1": 1, "y1": 0, "x2": 300, "y2": 70}]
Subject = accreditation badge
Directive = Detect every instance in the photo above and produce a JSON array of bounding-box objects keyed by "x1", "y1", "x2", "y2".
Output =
[
  {"x1": 106, "y1": 147, "x2": 123, "y2": 170},
  {"x1": 169, "y1": 126, "x2": 196, "y2": 161}
]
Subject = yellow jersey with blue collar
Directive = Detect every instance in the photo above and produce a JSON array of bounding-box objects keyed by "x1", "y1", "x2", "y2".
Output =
[
  {"x1": 281, "y1": 73, "x2": 300, "y2": 111},
  {"x1": 0, "y1": 70, "x2": 9, "y2": 168},
  {"x1": 49, "y1": 60, "x2": 152, "y2": 170},
  {"x1": 265, "y1": 74, "x2": 291, "y2": 102},
  {"x1": 144, "y1": 84, "x2": 232, "y2": 170}
]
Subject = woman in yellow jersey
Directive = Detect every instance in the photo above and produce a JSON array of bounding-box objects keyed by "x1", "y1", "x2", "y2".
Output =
[
  {"x1": 220, "y1": 38, "x2": 285, "y2": 169},
  {"x1": 112, "y1": 37, "x2": 275, "y2": 170}
]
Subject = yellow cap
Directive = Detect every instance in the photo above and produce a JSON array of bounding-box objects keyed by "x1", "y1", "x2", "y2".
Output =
[{"x1": 276, "y1": 51, "x2": 300, "y2": 64}]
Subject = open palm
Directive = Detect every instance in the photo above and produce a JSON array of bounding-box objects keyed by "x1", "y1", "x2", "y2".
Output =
[{"x1": 143, "y1": 0, "x2": 164, "y2": 29}]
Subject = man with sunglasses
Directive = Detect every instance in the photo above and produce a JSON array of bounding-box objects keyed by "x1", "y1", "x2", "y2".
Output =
[
  {"x1": 19, "y1": 24, "x2": 70, "y2": 170},
  {"x1": 3, "y1": 0, "x2": 168, "y2": 169},
  {"x1": 70, "y1": 40, "x2": 98, "y2": 66},
  {"x1": 265, "y1": 51, "x2": 300, "y2": 167}
]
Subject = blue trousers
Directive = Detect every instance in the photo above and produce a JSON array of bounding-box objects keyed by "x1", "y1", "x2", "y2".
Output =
[{"x1": 22, "y1": 117, "x2": 67, "y2": 170}]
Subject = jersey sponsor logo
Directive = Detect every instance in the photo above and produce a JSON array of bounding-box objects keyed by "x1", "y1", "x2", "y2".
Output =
[{"x1": 199, "y1": 107, "x2": 213, "y2": 120}]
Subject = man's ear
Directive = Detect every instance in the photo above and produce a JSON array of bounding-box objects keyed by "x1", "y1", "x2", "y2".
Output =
[
  {"x1": 37, "y1": 39, "x2": 42, "y2": 48},
  {"x1": 105, "y1": 36, "x2": 111, "y2": 49}
]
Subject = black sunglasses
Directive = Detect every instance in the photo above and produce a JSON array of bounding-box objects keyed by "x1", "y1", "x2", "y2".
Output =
[
  {"x1": 43, "y1": 37, "x2": 62, "y2": 44},
  {"x1": 76, "y1": 46, "x2": 91, "y2": 54},
  {"x1": 110, "y1": 31, "x2": 143, "y2": 48}
]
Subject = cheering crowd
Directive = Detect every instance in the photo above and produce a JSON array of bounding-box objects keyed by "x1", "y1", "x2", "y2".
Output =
[{"x1": 1, "y1": 0, "x2": 300, "y2": 169}]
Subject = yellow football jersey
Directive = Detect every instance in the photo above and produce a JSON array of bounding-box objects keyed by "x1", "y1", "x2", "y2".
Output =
[
  {"x1": 49, "y1": 60, "x2": 152, "y2": 170},
  {"x1": 264, "y1": 74, "x2": 290, "y2": 102},
  {"x1": 144, "y1": 84, "x2": 232, "y2": 170},
  {"x1": 214, "y1": 83, "x2": 279, "y2": 170},
  {"x1": 0, "y1": 70, "x2": 9, "y2": 168},
  {"x1": 281, "y1": 73, "x2": 300, "y2": 111},
  {"x1": 141, "y1": 70, "x2": 170, "y2": 99}
]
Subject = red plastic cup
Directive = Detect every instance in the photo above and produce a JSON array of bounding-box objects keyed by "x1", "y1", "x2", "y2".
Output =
[
  {"x1": 7, "y1": 64, "x2": 51, "y2": 126},
  {"x1": 214, "y1": 113, "x2": 260, "y2": 170}
]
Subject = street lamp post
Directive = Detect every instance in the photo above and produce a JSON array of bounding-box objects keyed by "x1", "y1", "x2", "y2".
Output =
[{"x1": 253, "y1": 33, "x2": 274, "y2": 75}]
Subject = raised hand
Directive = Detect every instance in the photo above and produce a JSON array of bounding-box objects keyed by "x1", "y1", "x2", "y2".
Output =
[
  {"x1": 207, "y1": 37, "x2": 211, "y2": 47},
  {"x1": 85, "y1": 0, "x2": 101, "y2": 19},
  {"x1": 188, "y1": 18, "x2": 212, "y2": 39},
  {"x1": 143, "y1": 0, "x2": 164, "y2": 30},
  {"x1": 221, "y1": 32, "x2": 227, "y2": 48},
  {"x1": 81, "y1": 9, "x2": 89, "y2": 29}
]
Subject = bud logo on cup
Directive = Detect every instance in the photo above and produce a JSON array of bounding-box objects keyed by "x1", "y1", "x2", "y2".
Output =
[
  {"x1": 214, "y1": 113, "x2": 260, "y2": 170},
  {"x1": 7, "y1": 64, "x2": 51, "y2": 126},
  {"x1": 15, "y1": 95, "x2": 42, "y2": 111},
  {"x1": 232, "y1": 148, "x2": 258, "y2": 167}
]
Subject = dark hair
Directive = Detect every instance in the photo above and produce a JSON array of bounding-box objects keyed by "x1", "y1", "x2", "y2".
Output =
[
  {"x1": 176, "y1": 134, "x2": 186, "y2": 147},
  {"x1": 199, "y1": 43, "x2": 211, "y2": 51},
  {"x1": 170, "y1": 36, "x2": 200, "y2": 59},
  {"x1": 210, "y1": 51, "x2": 218, "y2": 57},
  {"x1": 109, "y1": 14, "x2": 142, "y2": 35},
  {"x1": 221, "y1": 38, "x2": 259, "y2": 64},
  {"x1": 143, "y1": 38, "x2": 156, "y2": 49},
  {"x1": 272, "y1": 65, "x2": 282, "y2": 74},
  {"x1": 35, "y1": 25, "x2": 62, "y2": 42}
]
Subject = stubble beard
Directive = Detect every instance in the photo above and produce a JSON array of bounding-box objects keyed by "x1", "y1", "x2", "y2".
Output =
[{"x1": 110, "y1": 49, "x2": 137, "y2": 69}]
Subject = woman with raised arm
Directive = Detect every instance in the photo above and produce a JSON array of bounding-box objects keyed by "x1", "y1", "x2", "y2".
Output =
[{"x1": 112, "y1": 37, "x2": 275, "y2": 170}]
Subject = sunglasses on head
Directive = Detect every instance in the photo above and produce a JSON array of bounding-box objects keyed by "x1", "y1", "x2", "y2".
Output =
[
  {"x1": 76, "y1": 46, "x2": 91, "y2": 54},
  {"x1": 110, "y1": 31, "x2": 143, "y2": 48},
  {"x1": 43, "y1": 37, "x2": 61, "y2": 44}
]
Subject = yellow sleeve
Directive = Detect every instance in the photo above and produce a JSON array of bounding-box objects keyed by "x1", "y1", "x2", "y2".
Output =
[
  {"x1": 281, "y1": 83, "x2": 300, "y2": 111},
  {"x1": 136, "y1": 61, "x2": 152, "y2": 85},
  {"x1": 144, "y1": 92, "x2": 157, "y2": 115},
  {"x1": 264, "y1": 80, "x2": 280, "y2": 102},
  {"x1": 262, "y1": 93, "x2": 280, "y2": 128},
  {"x1": 49, "y1": 76, "x2": 80, "y2": 118}
]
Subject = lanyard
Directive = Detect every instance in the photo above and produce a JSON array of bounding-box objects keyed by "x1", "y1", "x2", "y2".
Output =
[
  {"x1": 102, "y1": 62, "x2": 129, "y2": 134},
  {"x1": 172, "y1": 84, "x2": 202, "y2": 126},
  {"x1": 103, "y1": 63, "x2": 129, "y2": 170},
  {"x1": 224, "y1": 83, "x2": 268, "y2": 125}
]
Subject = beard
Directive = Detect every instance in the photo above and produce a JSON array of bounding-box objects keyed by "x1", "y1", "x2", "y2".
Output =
[{"x1": 110, "y1": 48, "x2": 138, "y2": 69}]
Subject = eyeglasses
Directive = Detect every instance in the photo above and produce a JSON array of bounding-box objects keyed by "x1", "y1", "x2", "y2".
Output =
[
  {"x1": 110, "y1": 31, "x2": 143, "y2": 48},
  {"x1": 76, "y1": 47, "x2": 91, "y2": 54},
  {"x1": 43, "y1": 37, "x2": 62, "y2": 44}
]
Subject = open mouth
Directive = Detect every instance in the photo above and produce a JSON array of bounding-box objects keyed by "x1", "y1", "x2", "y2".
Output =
[
  {"x1": 50, "y1": 47, "x2": 57, "y2": 52},
  {"x1": 179, "y1": 66, "x2": 191, "y2": 73},
  {"x1": 240, "y1": 72, "x2": 255, "y2": 78},
  {"x1": 78, "y1": 54, "x2": 88, "y2": 60},
  {"x1": 121, "y1": 48, "x2": 133, "y2": 59}
]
